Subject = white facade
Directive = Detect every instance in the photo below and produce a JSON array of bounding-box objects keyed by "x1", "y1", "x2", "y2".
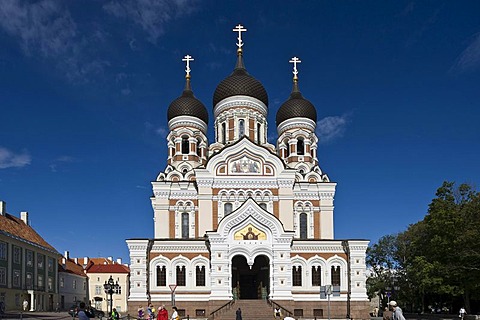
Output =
[{"x1": 127, "y1": 25, "x2": 370, "y2": 319}]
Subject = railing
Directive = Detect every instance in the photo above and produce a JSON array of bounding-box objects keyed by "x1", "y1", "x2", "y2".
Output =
[
  {"x1": 268, "y1": 299, "x2": 293, "y2": 317},
  {"x1": 209, "y1": 299, "x2": 235, "y2": 319}
]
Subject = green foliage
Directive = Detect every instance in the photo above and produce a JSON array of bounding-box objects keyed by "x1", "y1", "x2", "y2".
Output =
[{"x1": 366, "y1": 181, "x2": 480, "y2": 313}]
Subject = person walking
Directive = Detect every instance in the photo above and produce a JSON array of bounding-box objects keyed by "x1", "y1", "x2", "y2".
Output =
[
  {"x1": 236, "y1": 308, "x2": 242, "y2": 320},
  {"x1": 389, "y1": 301, "x2": 405, "y2": 320},
  {"x1": 138, "y1": 306, "x2": 145, "y2": 319},
  {"x1": 111, "y1": 307, "x2": 120, "y2": 320},
  {"x1": 77, "y1": 302, "x2": 94, "y2": 320},
  {"x1": 157, "y1": 305, "x2": 168, "y2": 320},
  {"x1": 382, "y1": 307, "x2": 393, "y2": 320},
  {"x1": 23, "y1": 299, "x2": 28, "y2": 311},
  {"x1": 0, "y1": 301, "x2": 5, "y2": 317},
  {"x1": 171, "y1": 306, "x2": 179, "y2": 320},
  {"x1": 459, "y1": 307, "x2": 467, "y2": 320},
  {"x1": 147, "y1": 304, "x2": 156, "y2": 320}
]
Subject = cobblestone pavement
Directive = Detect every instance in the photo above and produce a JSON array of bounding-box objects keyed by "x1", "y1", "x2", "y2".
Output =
[{"x1": 0, "y1": 312, "x2": 73, "y2": 319}]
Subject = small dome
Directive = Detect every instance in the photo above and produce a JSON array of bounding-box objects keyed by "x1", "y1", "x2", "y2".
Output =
[
  {"x1": 168, "y1": 79, "x2": 208, "y2": 125},
  {"x1": 213, "y1": 54, "x2": 268, "y2": 107},
  {"x1": 276, "y1": 81, "x2": 316, "y2": 126}
]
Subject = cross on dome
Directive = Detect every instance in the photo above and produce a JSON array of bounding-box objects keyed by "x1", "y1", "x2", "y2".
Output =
[
  {"x1": 233, "y1": 24, "x2": 247, "y2": 52},
  {"x1": 289, "y1": 56, "x2": 301, "y2": 80},
  {"x1": 182, "y1": 54, "x2": 194, "y2": 78}
]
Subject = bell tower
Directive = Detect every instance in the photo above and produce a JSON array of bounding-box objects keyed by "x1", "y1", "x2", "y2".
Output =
[{"x1": 166, "y1": 55, "x2": 209, "y2": 178}]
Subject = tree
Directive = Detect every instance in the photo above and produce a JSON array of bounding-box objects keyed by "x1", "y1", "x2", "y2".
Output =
[
  {"x1": 401, "y1": 182, "x2": 480, "y2": 313},
  {"x1": 366, "y1": 235, "x2": 401, "y2": 306},
  {"x1": 367, "y1": 182, "x2": 480, "y2": 313}
]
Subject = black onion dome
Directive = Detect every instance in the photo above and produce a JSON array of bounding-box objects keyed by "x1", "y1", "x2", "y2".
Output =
[
  {"x1": 168, "y1": 79, "x2": 208, "y2": 124},
  {"x1": 213, "y1": 54, "x2": 268, "y2": 107},
  {"x1": 276, "y1": 81, "x2": 316, "y2": 126}
]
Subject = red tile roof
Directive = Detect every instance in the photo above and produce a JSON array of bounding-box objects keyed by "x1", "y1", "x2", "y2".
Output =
[
  {"x1": 86, "y1": 263, "x2": 130, "y2": 274},
  {"x1": 86, "y1": 257, "x2": 115, "y2": 265},
  {"x1": 0, "y1": 213, "x2": 57, "y2": 253},
  {"x1": 58, "y1": 258, "x2": 87, "y2": 277}
]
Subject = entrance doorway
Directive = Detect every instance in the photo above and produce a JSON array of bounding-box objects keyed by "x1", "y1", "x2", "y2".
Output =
[{"x1": 232, "y1": 255, "x2": 269, "y2": 299}]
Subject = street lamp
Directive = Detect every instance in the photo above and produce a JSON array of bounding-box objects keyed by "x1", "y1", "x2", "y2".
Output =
[
  {"x1": 341, "y1": 240, "x2": 351, "y2": 319},
  {"x1": 104, "y1": 275, "x2": 120, "y2": 317}
]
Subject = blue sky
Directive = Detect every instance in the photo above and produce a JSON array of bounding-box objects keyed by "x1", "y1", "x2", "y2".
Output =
[{"x1": 1, "y1": 1, "x2": 480, "y2": 262}]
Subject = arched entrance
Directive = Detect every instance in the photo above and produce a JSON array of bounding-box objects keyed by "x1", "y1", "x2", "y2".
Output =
[{"x1": 231, "y1": 255, "x2": 269, "y2": 299}]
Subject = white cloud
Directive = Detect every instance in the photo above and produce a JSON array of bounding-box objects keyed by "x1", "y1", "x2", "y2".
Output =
[
  {"x1": 56, "y1": 155, "x2": 75, "y2": 162},
  {"x1": 451, "y1": 33, "x2": 480, "y2": 74},
  {"x1": 49, "y1": 155, "x2": 77, "y2": 172},
  {"x1": 103, "y1": 0, "x2": 198, "y2": 43},
  {"x1": 0, "y1": 147, "x2": 31, "y2": 169},
  {"x1": 316, "y1": 114, "x2": 351, "y2": 143},
  {"x1": 156, "y1": 126, "x2": 168, "y2": 136},
  {"x1": 0, "y1": 0, "x2": 76, "y2": 57},
  {"x1": 0, "y1": 0, "x2": 108, "y2": 83}
]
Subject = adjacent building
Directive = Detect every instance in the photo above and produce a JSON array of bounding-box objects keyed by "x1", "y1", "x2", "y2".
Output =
[
  {"x1": 85, "y1": 261, "x2": 130, "y2": 313},
  {"x1": 0, "y1": 200, "x2": 60, "y2": 311},
  {"x1": 127, "y1": 25, "x2": 370, "y2": 319},
  {"x1": 58, "y1": 252, "x2": 88, "y2": 310}
]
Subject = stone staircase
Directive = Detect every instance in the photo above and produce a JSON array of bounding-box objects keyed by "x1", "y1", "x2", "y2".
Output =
[{"x1": 212, "y1": 300, "x2": 275, "y2": 320}]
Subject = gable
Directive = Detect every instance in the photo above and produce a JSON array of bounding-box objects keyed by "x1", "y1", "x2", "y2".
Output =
[{"x1": 206, "y1": 138, "x2": 286, "y2": 178}]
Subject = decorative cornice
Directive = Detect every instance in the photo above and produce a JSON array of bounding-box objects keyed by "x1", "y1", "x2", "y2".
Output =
[
  {"x1": 291, "y1": 244, "x2": 345, "y2": 252},
  {"x1": 153, "y1": 191, "x2": 170, "y2": 198},
  {"x1": 168, "y1": 116, "x2": 207, "y2": 133},
  {"x1": 212, "y1": 179, "x2": 280, "y2": 189},
  {"x1": 277, "y1": 117, "x2": 316, "y2": 135},
  {"x1": 169, "y1": 191, "x2": 198, "y2": 199},
  {"x1": 214, "y1": 95, "x2": 267, "y2": 118},
  {"x1": 151, "y1": 244, "x2": 208, "y2": 252},
  {"x1": 196, "y1": 178, "x2": 214, "y2": 188},
  {"x1": 293, "y1": 192, "x2": 335, "y2": 200},
  {"x1": 278, "y1": 179, "x2": 295, "y2": 189}
]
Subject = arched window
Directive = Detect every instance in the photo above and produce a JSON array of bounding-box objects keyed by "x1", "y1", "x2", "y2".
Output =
[
  {"x1": 224, "y1": 203, "x2": 233, "y2": 215},
  {"x1": 196, "y1": 138, "x2": 202, "y2": 157},
  {"x1": 181, "y1": 212, "x2": 189, "y2": 239},
  {"x1": 299, "y1": 212, "x2": 307, "y2": 239},
  {"x1": 292, "y1": 266, "x2": 302, "y2": 286},
  {"x1": 259, "y1": 203, "x2": 267, "y2": 211},
  {"x1": 257, "y1": 123, "x2": 261, "y2": 143},
  {"x1": 331, "y1": 266, "x2": 341, "y2": 286},
  {"x1": 222, "y1": 122, "x2": 226, "y2": 143},
  {"x1": 156, "y1": 266, "x2": 166, "y2": 286},
  {"x1": 297, "y1": 137, "x2": 304, "y2": 155},
  {"x1": 170, "y1": 138, "x2": 175, "y2": 157},
  {"x1": 181, "y1": 136, "x2": 189, "y2": 154},
  {"x1": 196, "y1": 265, "x2": 205, "y2": 286},
  {"x1": 284, "y1": 139, "x2": 290, "y2": 157},
  {"x1": 239, "y1": 119, "x2": 245, "y2": 137},
  {"x1": 176, "y1": 265, "x2": 186, "y2": 286},
  {"x1": 312, "y1": 266, "x2": 321, "y2": 286}
]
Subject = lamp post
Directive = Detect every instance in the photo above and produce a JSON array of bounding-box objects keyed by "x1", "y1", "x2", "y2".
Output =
[
  {"x1": 341, "y1": 240, "x2": 351, "y2": 319},
  {"x1": 103, "y1": 275, "x2": 120, "y2": 318}
]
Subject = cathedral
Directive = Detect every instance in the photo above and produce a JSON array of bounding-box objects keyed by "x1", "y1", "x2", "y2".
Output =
[{"x1": 127, "y1": 25, "x2": 369, "y2": 319}]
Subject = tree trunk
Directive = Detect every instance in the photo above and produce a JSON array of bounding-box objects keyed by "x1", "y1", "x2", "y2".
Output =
[{"x1": 464, "y1": 290, "x2": 471, "y2": 313}]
